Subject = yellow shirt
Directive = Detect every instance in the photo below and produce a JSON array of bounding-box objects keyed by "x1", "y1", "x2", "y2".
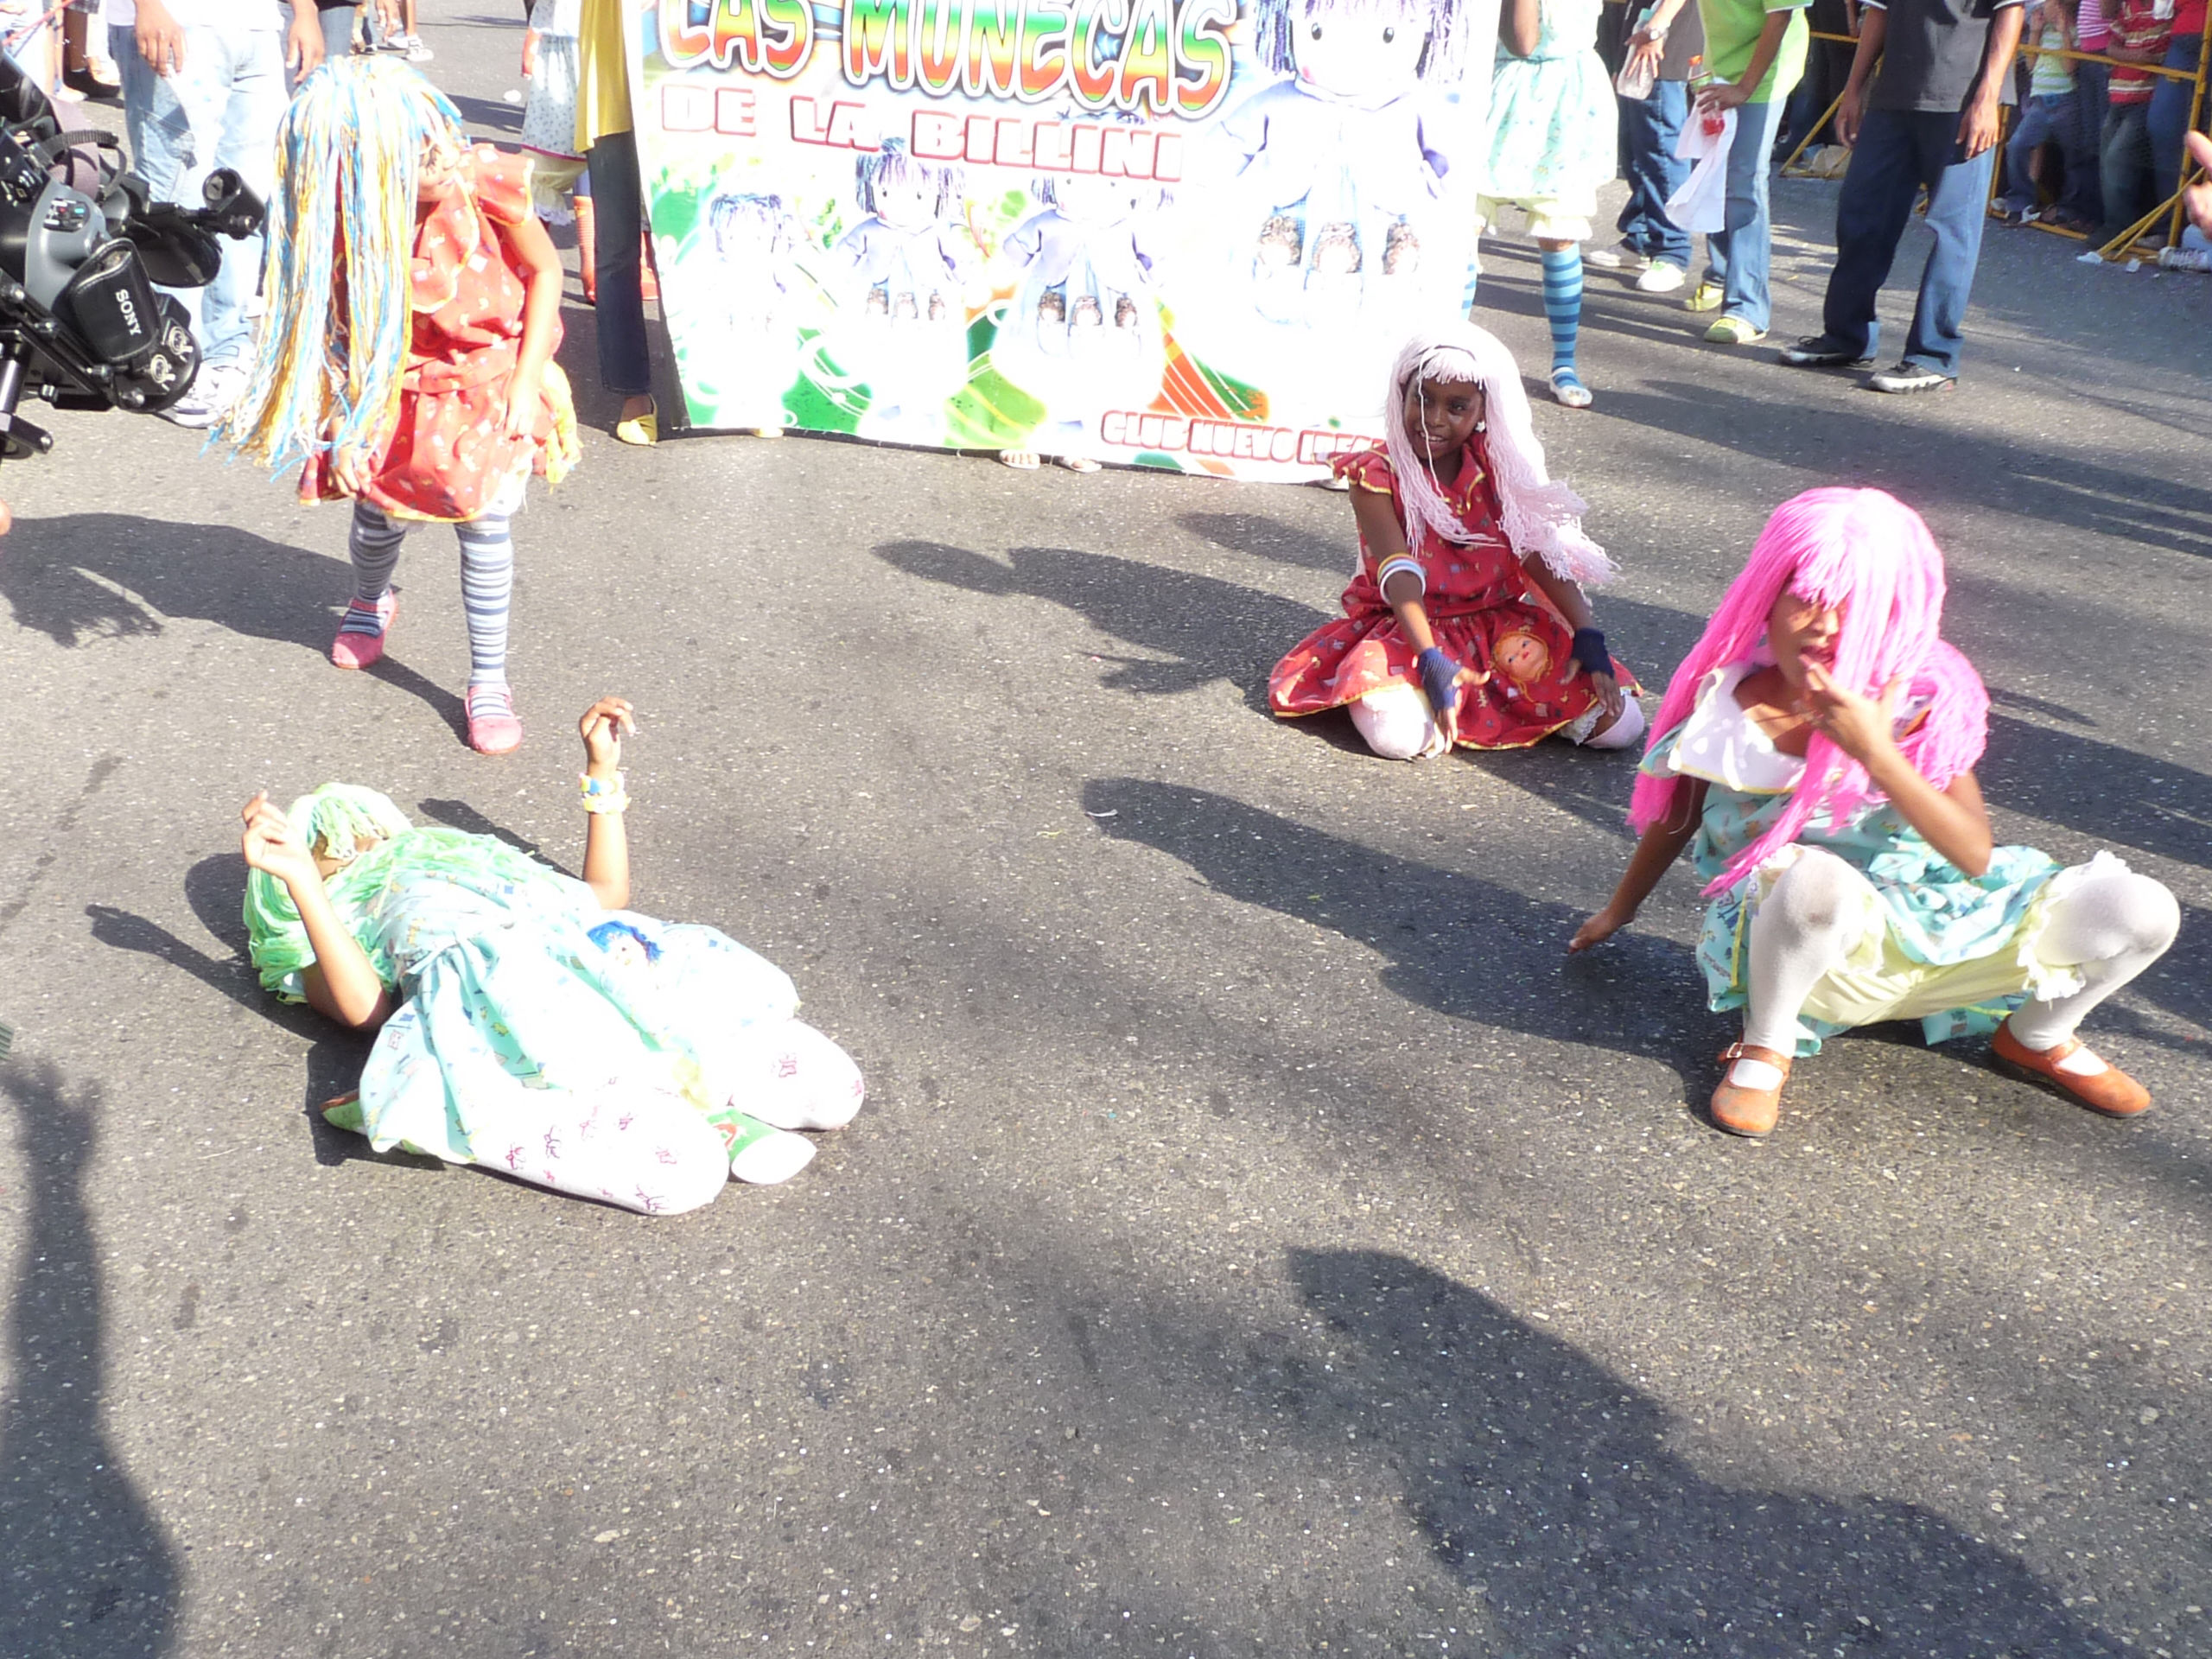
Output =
[{"x1": 575, "y1": 0, "x2": 633, "y2": 149}]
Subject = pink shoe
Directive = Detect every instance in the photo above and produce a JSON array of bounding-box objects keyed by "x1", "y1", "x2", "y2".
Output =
[
  {"x1": 465, "y1": 683, "x2": 524, "y2": 755},
  {"x1": 330, "y1": 594, "x2": 397, "y2": 670}
]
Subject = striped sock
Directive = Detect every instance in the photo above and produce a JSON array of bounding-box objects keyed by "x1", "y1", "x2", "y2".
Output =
[
  {"x1": 1541, "y1": 245, "x2": 1584, "y2": 378},
  {"x1": 340, "y1": 501, "x2": 406, "y2": 637},
  {"x1": 456, "y1": 512, "x2": 513, "y2": 688}
]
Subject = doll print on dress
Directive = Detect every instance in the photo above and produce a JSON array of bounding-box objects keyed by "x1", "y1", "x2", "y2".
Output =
[{"x1": 830, "y1": 139, "x2": 981, "y2": 443}]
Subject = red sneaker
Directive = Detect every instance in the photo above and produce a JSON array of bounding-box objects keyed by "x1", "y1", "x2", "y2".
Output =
[
  {"x1": 1990, "y1": 1024, "x2": 2152, "y2": 1117},
  {"x1": 330, "y1": 593, "x2": 397, "y2": 670}
]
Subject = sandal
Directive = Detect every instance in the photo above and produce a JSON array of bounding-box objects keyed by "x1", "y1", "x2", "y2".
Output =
[
  {"x1": 1710, "y1": 1041, "x2": 1791, "y2": 1137},
  {"x1": 1989, "y1": 1024, "x2": 2151, "y2": 1117}
]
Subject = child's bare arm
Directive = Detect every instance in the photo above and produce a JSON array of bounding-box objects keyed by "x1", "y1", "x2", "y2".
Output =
[
  {"x1": 577, "y1": 698, "x2": 634, "y2": 910},
  {"x1": 497, "y1": 206, "x2": 566, "y2": 433},
  {"x1": 240, "y1": 793, "x2": 392, "y2": 1029},
  {"x1": 1570, "y1": 777, "x2": 1708, "y2": 951}
]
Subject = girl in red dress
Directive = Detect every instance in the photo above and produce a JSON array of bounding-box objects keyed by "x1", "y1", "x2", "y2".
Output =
[
  {"x1": 1269, "y1": 324, "x2": 1643, "y2": 759},
  {"x1": 225, "y1": 58, "x2": 580, "y2": 756}
]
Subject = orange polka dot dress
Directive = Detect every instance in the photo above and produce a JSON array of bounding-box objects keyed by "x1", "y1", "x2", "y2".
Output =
[
  {"x1": 1268, "y1": 442, "x2": 1638, "y2": 750},
  {"x1": 302, "y1": 147, "x2": 581, "y2": 521}
]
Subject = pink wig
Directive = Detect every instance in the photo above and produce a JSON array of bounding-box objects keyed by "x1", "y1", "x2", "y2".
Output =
[{"x1": 1629, "y1": 487, "x2": 1989, "y2": 894}]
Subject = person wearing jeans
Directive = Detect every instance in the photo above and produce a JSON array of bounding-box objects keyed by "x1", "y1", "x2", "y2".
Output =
[
  {"x1": 1777, "y1": 0, "x2": 2026, "y2": 391},
  {"x1": 110, "y1": 0, "x2": 321, "y2": 427},
  {"x1": 2096, "y1": 0, "x2": 2171, "y2": 244},
  {"x1": 1690, "y1": 0, "x2": 1811, "y2": 343},
  {"x1": 1589, "y1": 0, "x2": 1704, "y2": 291},
  {"x1": 2146, "y1": 0, "x2": 2205, "y2": 214}
]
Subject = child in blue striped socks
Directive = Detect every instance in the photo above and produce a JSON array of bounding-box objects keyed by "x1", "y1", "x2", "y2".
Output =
[
  {"x1": 221, "y1": 60, "x2": 579, "y2": 757},
  {"x1": 1477, "y1": 0, "x2": 1618, "y2": 407}
]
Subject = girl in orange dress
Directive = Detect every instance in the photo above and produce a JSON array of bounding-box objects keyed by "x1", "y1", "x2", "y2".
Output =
[
  {"x1": 224, "y1": 58, "x2": 580, "y2": 755},
  {"x1": 1269, "y1": 323, "x2": 1643, "y2": 759}
]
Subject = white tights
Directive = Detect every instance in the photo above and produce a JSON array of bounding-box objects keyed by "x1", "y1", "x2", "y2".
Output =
[
  {"x1": 470, "y1": 1018, "x2": 864, "y2": 1214},
  {"x1": 1350, "y1": 683, "x2": 1649, "y2": 760},
  {"x1": 1735, "y1": 849, "x2": 2180, "y2": 1086}
]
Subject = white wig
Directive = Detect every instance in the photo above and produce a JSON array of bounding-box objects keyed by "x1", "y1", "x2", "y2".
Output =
[{"x1": 1383, "y1": 323, "x2": 1617, "y2": 587}]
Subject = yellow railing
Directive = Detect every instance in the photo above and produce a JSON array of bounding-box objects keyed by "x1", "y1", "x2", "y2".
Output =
[{"x1": 1771, "y1": 13, "x2": 2209, "y2": 259}]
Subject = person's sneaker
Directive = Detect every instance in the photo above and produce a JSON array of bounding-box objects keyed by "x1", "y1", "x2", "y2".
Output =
[
  {"x1": 1703, "y1": 315, "x2": 1766, "y2": 345},
  {"x1": 2157, "y1": 245, "x2": 2211, "y2": 271},
  {"x1": 1777, "y1": 334, "x2": 1875, "y2": 369},
  {"x1": 1634, "y1": 260, "x2": 1687, "y2": 294},
  {"x1": 466, "y1": 683, "x2": 524, "y2": 755},
  {"x1": 1683, "y1": 277, "x2": 1724, "y2": 312},
  {"x1": 397, "y1": 32, "x2": 434, "y2": 60},
  {"x1": 159, "y1": 360, "x2": 245, "y2": 429},
  {"x1": 1583, "y1": 240, "x2": 1649, "y2": 273},
  {"x1": 1869, "y1": 360, "x2": 1955, "y2": 394}
]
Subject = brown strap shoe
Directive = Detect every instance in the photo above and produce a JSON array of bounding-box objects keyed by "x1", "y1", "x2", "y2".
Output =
[
  {"x1": 1990, "y1": 1024, "x2": 2152, "y2": 1117},
  {"x1": 1711, "y1": 1042, "x2": 1791, "y2": 1137}
]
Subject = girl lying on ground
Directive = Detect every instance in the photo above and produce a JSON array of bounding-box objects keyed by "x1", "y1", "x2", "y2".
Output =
[
  {"x1": 1570, "y1": 488, "x2": 2178, "y2": 1137},
  {"x1": 1268, "y1": 323, "x2": 1644, "y2": 760},
  {"x1": 241, "y1": 698, "x2": 863, "y2": 1212}
]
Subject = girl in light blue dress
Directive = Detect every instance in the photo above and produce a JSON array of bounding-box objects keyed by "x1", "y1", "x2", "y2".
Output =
[
  {"x1": 1478, "y1": 0, "x2": 1618, "y2": 406},
  {"x1": 241, "y1": 698, "x2": 864, "y2": 1212},
  {"x1": 1572, "y1": 490, "x2": 2178, "y2": 1139}
]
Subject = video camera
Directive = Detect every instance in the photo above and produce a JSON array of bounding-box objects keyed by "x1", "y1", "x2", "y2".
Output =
[{"x1": 0, "y1": 53, "x2": 264, "y2": 464}]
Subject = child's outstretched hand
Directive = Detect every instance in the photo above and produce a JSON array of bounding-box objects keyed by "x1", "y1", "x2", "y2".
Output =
[
  {"x1": 580, "y1": 697, "x2": 635, "y2": 772},
  {"x1": 240, "y1": 791, "x2": 320, "y2": 889},
  {"x1": 1567, "y1": 904, "x2": 1630, "y2": 954}
]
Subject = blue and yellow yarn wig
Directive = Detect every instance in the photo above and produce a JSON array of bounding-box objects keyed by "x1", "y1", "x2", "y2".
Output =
[{"x1": 221, "y1": 57, "x2": 467, "y2": 476}]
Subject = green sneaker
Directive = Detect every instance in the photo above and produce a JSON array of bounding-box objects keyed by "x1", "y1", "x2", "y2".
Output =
[
  {"x1": 1704, "y1": 315, "x2": 1767, "y2": 345},
  {"x1": 1683, "y1": 278, "x2": 1725, "y2": 312}
]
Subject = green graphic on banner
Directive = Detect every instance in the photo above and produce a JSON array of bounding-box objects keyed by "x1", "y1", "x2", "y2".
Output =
[{"x1": 623, "y1": 0, "x2": 1497, "y2": 480}]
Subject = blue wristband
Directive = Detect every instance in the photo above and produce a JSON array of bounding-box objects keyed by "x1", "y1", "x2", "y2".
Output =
[
  {"x1": 1571, "y1": 627, "x2": 1611, "y2": 679},
  {"x1": 1417, "y1": 645, "x2": 1459, "y2": 721}
]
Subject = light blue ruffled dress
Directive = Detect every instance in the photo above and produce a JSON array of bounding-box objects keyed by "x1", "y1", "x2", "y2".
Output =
[
  {"x1": 1646, "y1": 665, "x2": 2111, "y2": 1055},
  {"x1": 1483, "y1": 0, "x2": 1619, "y2": 220},
  {"x1": 249, "y1": 827, "x2": 817, "y2": 1205}
]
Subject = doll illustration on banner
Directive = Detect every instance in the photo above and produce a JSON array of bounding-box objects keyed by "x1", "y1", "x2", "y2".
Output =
[
  {"x1": 830, "y1": 140, "x2": 980, "y2": 444},
  {"x1": 988, "y1": 160, "x2": 1171, "y2": 473},
  {"x1": 1205, "y1": 0, "x2": 1478, "y2": 330},
  {"x1": 683, "y1": 191, "x2": 817, "y2": 436}
]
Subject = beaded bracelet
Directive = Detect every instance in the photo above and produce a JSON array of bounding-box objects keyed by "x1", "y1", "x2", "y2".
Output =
[{"x1": 581, "y1": 772, "x2": 628, "y2": 815}]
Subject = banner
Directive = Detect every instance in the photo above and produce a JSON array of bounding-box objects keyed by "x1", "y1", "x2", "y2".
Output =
[{"x1": 624, "y1": 0, "x2": 1498, "y2": 481}]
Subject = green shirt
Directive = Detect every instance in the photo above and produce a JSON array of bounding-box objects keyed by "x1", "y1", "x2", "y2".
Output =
[{"x1": 1696, "y1": 0, "x2": 1811, "y2": 101}]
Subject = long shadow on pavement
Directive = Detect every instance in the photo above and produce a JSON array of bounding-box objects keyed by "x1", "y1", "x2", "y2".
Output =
[
  {"x1": 874, "y1": 538, "x2": 1332, "y2": 706},
  {"x1": 1589, "y1": 382, "x2": 2212, "y2": 560},
  {"x1": 83, "y1": 854, "x2": 394, "y2": 1168},
  {"x1": 1079, "y1": 777, "x2": 1711, "y2": 1091},
  {"x1": 1289, "y1": 1247, "x2": 2122, "y2": 1657},
  {"x1": 0, "y1": 512, "x2": 467, "y2": 735},
  {"x1": 0, "y1": 1058, "x2": 181, "y2": 1658}
]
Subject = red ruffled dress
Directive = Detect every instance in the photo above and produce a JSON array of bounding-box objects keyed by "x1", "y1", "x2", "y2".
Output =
[
  {"x1": 1268, "y1": 442, "x2": 1637, "y2": 749},
  {"x1": 302, "y1": 147, "x2": 581, "y2": 521}
]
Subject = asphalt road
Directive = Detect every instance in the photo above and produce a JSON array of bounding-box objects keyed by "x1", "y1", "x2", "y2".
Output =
[{"x1": 2, "y1": 10, "x2": 2210, "y2": 1656}]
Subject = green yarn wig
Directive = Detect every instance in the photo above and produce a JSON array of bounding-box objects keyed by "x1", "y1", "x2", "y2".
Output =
[
  {"x1": 220, "y1": 57, "x2": 467, "y2": 476},
  {"x1": 243, "y1": 785, "x2": 415, "y2": 995}
]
